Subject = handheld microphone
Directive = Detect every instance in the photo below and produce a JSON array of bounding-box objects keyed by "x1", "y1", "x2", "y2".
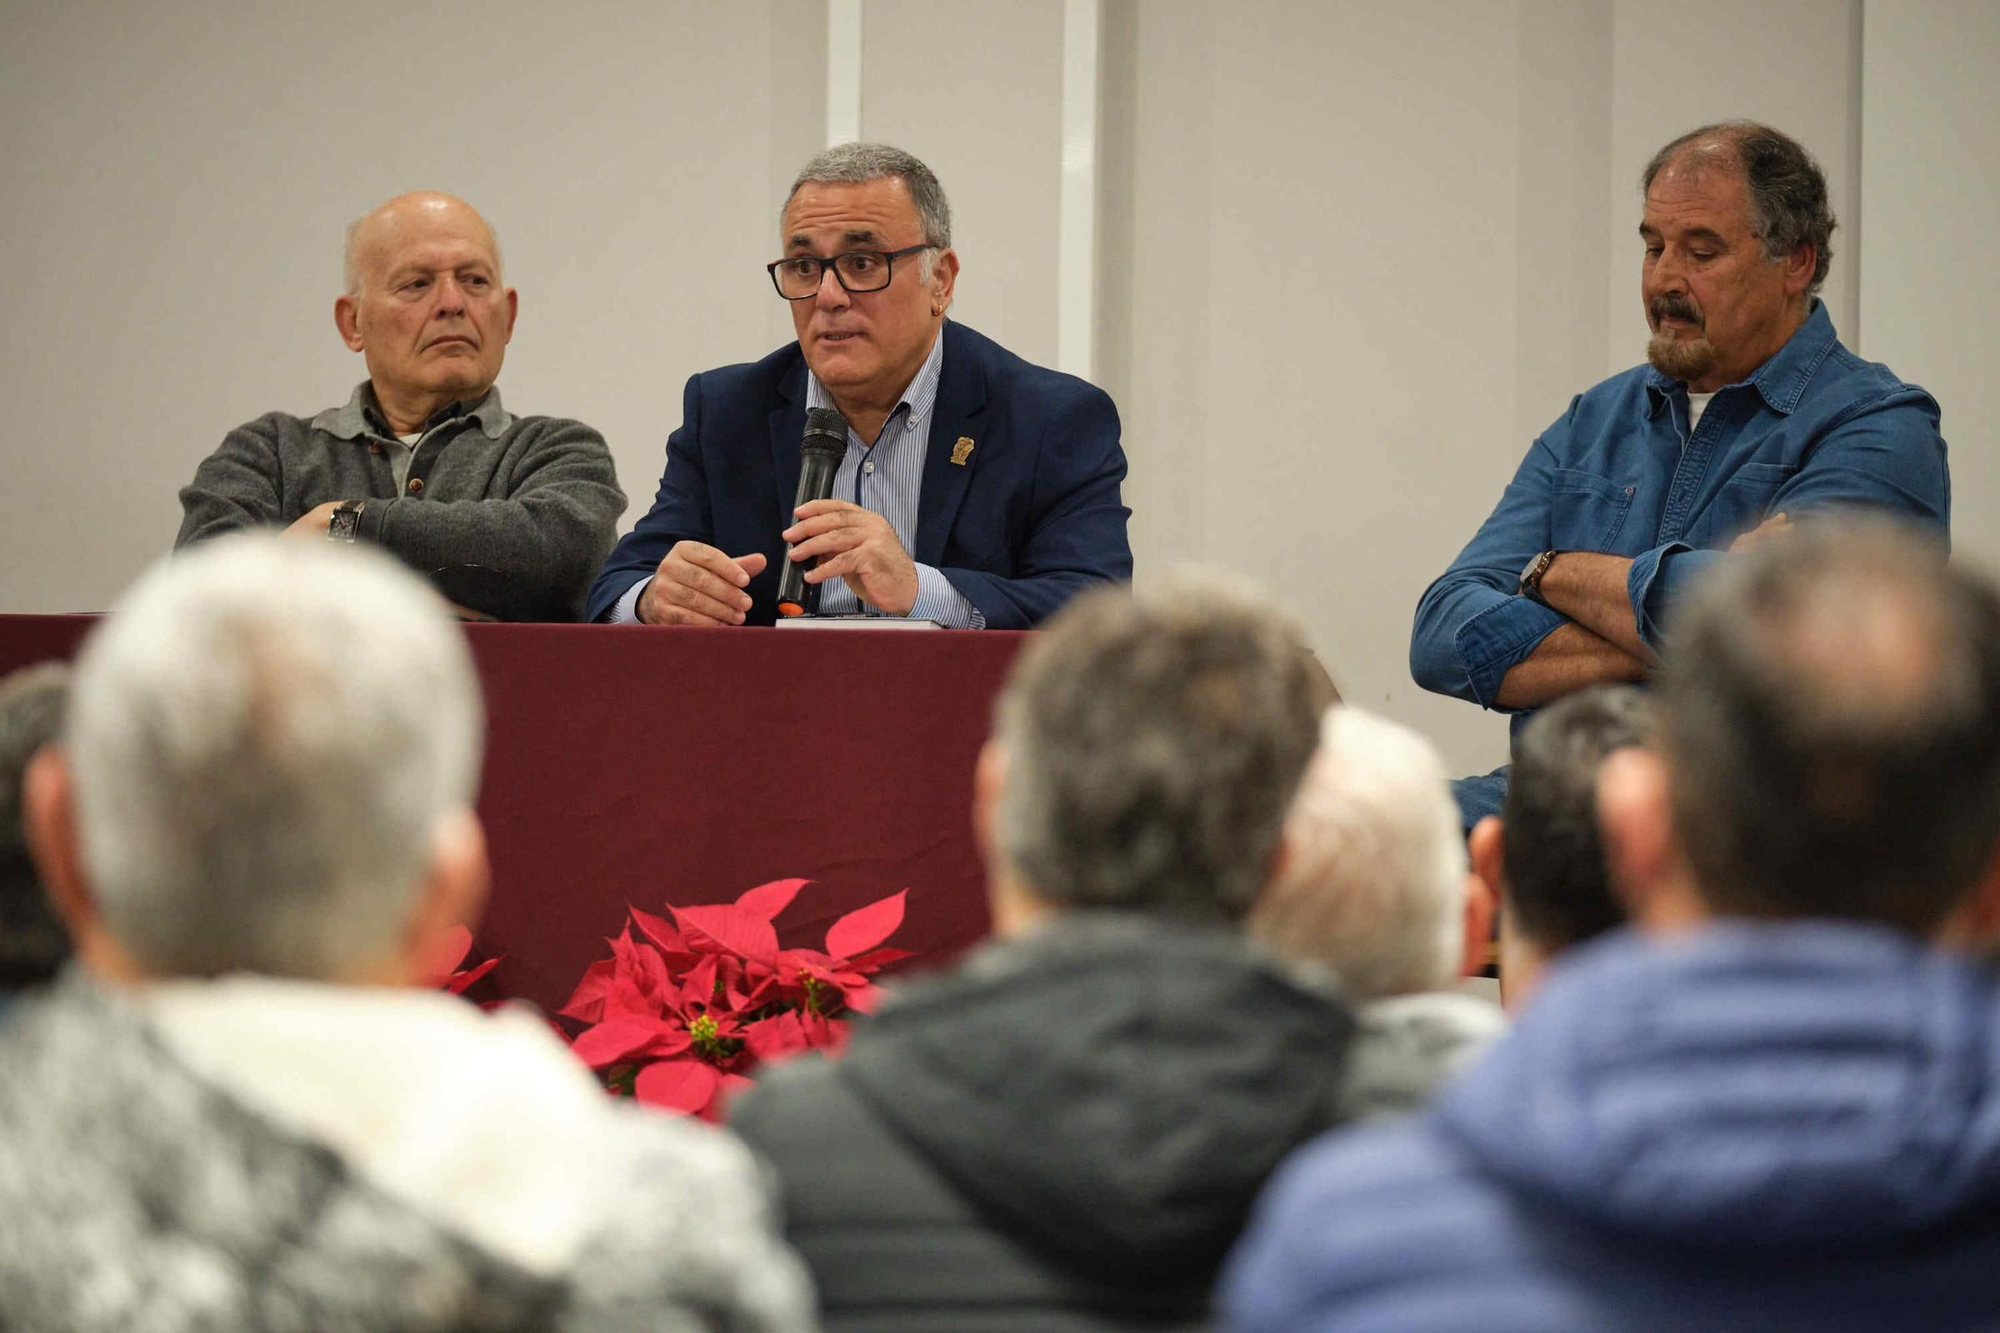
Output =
[{"x1": 776, "y1": 407, "x2": 851, "y2": 617}]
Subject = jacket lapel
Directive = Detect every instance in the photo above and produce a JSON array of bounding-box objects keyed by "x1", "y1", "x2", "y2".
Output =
[
  {"x1": 769, "y1": 354, "x2": 810, "y2": 529},
  {"x1": 914, "y1": 323, "x2": 987, "y2": 567}
]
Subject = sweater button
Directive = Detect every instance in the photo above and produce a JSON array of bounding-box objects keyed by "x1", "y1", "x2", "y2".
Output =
[{"x1": 407, "y1": 477, "x2": 425, "y2": 495}]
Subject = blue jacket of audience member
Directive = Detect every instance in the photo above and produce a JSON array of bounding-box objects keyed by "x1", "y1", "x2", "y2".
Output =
[{"x1": 1221, "y1": 921, "x2": 2000, "y2": 1333}]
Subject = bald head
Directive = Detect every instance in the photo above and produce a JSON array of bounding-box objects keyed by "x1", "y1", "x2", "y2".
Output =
[
  {"x1": 343, "y1": 192, "x2": 504, "y2": 297},
  {"x1": 332, "y1": 191, "x2": 518, "y2": 434}
]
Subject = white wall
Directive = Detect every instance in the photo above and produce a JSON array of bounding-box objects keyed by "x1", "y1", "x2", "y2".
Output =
[
  {"x1": 1860, "y1": 0, "x2": 2000, "y2": 575},
  {"x1": 0, "y1": 0, "x2": 1989, "y2": 778}
]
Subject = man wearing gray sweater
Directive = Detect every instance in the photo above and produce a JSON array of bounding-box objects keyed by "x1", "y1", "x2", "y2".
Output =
[{"x1": 176, "y1": 192, "x2": 625, "y2": 622}]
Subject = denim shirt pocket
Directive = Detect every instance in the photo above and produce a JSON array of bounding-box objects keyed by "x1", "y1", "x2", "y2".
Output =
[
  {"x1": 1721, "y1": 461, "x2": 1799, "y2": 509},
  {"x1": 1549, "y1": 468, "x2": 1636, "y2": 550}
]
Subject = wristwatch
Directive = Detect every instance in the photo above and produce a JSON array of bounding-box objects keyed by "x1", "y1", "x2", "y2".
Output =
[
  {"x1": 1518, "y1": 550, "x2": 1562, "y2": 604},
  {"x1": 326, "y1": 500, "x2": 366, "y2": 544}
]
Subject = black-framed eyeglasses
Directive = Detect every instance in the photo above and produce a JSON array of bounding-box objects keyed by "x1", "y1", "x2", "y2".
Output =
[{"x1": 767, "y1": 244, "x2": 934, "y2": 300}]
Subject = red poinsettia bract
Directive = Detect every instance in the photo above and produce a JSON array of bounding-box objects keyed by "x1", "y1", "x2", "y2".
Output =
[
  {"x1": 559, "y1": 879, "x2": 911, "y2": 1121},
  {"x1": 422, "y1": 924, "x2": 504, "y2": 997}
]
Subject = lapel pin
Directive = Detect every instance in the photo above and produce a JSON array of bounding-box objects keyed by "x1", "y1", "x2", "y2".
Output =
[{"x1": 950, "y1": 436, "x2": 975, "y2": 466}]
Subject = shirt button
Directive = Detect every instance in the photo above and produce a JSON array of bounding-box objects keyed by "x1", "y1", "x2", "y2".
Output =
[
  {"x1": 863, "y1": 461, "x2": 875, "y2": 475},
  {"x1": 407, "y1": 477, "x2": 425, "y2": 495}
]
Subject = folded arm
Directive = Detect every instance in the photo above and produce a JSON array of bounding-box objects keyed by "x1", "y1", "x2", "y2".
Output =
[{"x1": 357, "y1": 419, "x2": 626, "y2": 622}]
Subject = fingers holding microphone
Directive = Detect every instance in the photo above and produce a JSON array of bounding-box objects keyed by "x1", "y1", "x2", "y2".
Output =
[
  {"x1": 784, "y1": 499, "x2": 918, "y2": 616},
  {"x1": 640, "y1": 542, "x2": 767, "y2": 626}
]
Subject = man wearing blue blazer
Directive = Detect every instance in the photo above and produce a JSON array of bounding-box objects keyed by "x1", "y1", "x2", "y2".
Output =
[{"x1": 589, "y1": 144, "x2": 1132, "y2": 629}]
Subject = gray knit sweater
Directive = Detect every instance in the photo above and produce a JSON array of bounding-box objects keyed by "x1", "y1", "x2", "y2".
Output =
[{"x1": 176, "y1": 383, "x2": 626, "y2": 622}]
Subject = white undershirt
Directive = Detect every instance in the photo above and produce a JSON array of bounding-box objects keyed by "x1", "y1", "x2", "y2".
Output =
[{"x1": 1687, "y1": 391, "x2": 1716, "y2": 434}]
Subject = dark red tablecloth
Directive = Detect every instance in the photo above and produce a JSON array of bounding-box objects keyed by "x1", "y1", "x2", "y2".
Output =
[{"x1": 0, "y1": 616, "x2": 1024, "y2": 1014}]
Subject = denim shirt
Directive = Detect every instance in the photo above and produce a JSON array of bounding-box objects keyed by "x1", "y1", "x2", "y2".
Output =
[{"x1": 1411, "y1": 302, "x2": 1949, "y2": 715}]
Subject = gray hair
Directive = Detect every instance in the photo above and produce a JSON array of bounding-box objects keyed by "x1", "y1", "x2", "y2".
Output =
[
  {"x1": 0, "y1": 663, "x2": 71, "y2": 991},
  {"x1": 1642, "y1": 120, "x2": 1836, "y2": 295},
  {"x1": 786, "y1": 143, "x2": 952, "y2": 281},
  {"x1": 1663, "y1": 516, "x2": 2000, "y2": 934},
  {"x1": 1250, "y1": 707, "x2": 1467, "y2": 1001},
  {"x1": 991, "y1": 571, "x2": 1322, "y2": 923},
  {"x1": 342, "y1": 195, "x2": 506, "y2": 297},
  {"x1": 66, "y1": 536, "x2": 483, "y2": 980}
]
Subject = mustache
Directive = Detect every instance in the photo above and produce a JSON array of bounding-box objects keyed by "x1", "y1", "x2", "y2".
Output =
[{"x1": 1650, "y1": 295, "x2": 1703, "y2": 327}]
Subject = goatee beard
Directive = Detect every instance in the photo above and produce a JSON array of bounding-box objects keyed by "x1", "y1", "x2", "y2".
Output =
[{"x1": 1648, "y1": 328, "x2": 1718, "y2": 382}]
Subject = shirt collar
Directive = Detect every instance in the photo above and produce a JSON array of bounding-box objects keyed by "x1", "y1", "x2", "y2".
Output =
[
  {"x1": 313, "y1": 381, "x2": 511, "y2": 441},
  {"x1": 1644, "y1": 300, "x2": 1838, "y2": 418},
  {"x1": 804, "y1": 322, "x2": 946, "y2": 433}
]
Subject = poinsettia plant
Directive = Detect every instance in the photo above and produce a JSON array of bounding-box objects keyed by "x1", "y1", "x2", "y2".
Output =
[
  {"x1": 558, "y1": 878, "x2": 913, "y2": 1121},
  {"x1": 423, "y1": 924, "x2": 504, "y2": 996}
]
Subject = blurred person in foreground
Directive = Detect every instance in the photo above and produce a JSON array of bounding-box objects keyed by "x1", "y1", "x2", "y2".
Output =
[
  {"x1": 0, "y1": 664, "x2": 70, "y2": 1016},
  {"x1": 1225, "y1": 517, "x2": 2000, "y2": 1332},
  {"x1": 1466, "y1": 685, "x2": 1656, "y2": 1008},
  {"x1": 1249, "y1": 706, "x2": 1503, "y2": 1120},
  {"x1": 0, "y1": 536, "x2": 812, "y2": 1332},
  {"x1": 731, "y1": 573, "x2": 1354, "y2": 1331},
  {"x1": 177, "y1": 191, "x2": 625, "y2": 621}
]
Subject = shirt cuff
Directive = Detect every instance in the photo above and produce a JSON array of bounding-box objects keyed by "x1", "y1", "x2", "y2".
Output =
[
  {"x1": 908, "y1": 564, "x2": 985, "y2": 629},
  {"x1": 607, "y1": 576, "x2": 649, "y2": 624},
  {"x1": 1453, "y1": 595, "x2": 1567, "y2": 710},
  {"x1": 1628, "y1": 543, "x2": 1712, "y2": 650}
]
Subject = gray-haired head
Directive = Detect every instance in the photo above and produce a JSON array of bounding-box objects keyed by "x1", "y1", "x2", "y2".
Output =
[
  {"x1": 1642, "y1": 121, "x2": 1836, "y2": 295},
  {"x1": 1501, "y1": 685, "x2": 1656, "y2": 953},
  {"x1": 1250, "y1": 706, "x2": 1467, "y2": 1002},
  {"x1": 0, "y1": 663, "x2": 71, "y2": 992},
  {"x1": 990, "y1": 571, "x2": 1322, "y2": 923},
  {"x1": 1661, "y1": 517, "x2": 2000, "y2": 934},
  {"x1": 66, "y1": 535, "x2": 484, "y2": 980},
  {"x1": 787, "y1": 143, "x2": 952, "y2": 280}
]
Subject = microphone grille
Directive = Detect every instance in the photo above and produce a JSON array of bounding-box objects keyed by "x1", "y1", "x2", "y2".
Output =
[{"x1": 802, "y1": 407, "x2": 850, "y2": 459}]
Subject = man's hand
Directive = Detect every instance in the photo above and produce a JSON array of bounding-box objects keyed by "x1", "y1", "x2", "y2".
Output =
[
  {"x1": 1534, "y1": 551, "x2": 1652, "y2": 662},
  {"x1": 639, "y1": 542, "x2": 768, "y2": 626},
  {"x1": 783, "y1": 499, "x2": 919, "y2": 616},
  {"x1": 1494, "y1": 622, "x2": 1648, "y2": 710},
  {"x1": 284, "y1": 501, "x2": 345, "y2": 540},
  {"x1": 1731, "y1": 511, "x2": 1792, "y2": 552}
]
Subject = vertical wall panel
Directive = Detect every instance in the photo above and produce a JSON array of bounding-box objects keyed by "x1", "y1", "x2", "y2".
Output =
[
  {"x1": 1860, "y1": 0, "x2": 2000, "y2": 574},
  {"x1": 858, "y1": 0, "x2": 1064, "y2": 367}
]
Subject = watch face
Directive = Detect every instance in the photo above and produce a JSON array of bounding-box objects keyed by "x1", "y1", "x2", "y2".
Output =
[{"x1": 327, "y1": 509, "x2": 362, "y2": 542}]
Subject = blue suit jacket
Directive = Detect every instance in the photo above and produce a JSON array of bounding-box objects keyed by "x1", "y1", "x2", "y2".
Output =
[{"x1": 587, "y1": 322, "x2": 1132, "y2": 628}]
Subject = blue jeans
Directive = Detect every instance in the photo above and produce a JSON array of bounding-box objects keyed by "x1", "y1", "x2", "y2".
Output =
[{"x1": 1451, "y1": 765, "x2": 1510, "y2": 837}]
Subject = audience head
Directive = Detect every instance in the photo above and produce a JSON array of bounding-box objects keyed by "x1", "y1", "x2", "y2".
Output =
[
  {"x1": 335, "y1": 191, "x2": 517, "y2": 433},
  {"x1": 1251, "y1": 706, "x2": 1488, "y2": 1002},
  {"x1": 1469, "y1": 686, "x2": 1655, "y2": 1005},
  {"x1": 1639, "y1": 121, "x2": 1829, "y2": 391},
  {"x1": 978, "y1": 571, "x2": 1321, "y2": 932},
  {"x1": 777, "y1": 143, "x2": 960, "y2": 415},
  {"x1": 25, "y1": 535, "x2": 488, "y2": 986},
  {"x1": 0, "y1": 664, "x2": 71, "y2": 995},
  {"x1": 1601, "y1": 518, "x2": 2000, "y2": 942}
]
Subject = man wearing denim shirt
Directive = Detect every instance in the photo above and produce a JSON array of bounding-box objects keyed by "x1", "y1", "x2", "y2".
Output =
[{"x1": 1412, "y1": 122, "x2": 1949, "y2": 830}]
